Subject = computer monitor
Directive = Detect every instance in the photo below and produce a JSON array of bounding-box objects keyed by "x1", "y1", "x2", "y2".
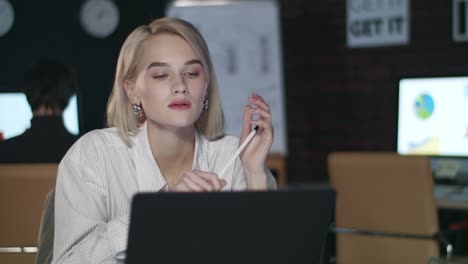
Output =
[
  {"x1": 398, "y1": 77, "x2": 468, "y2": 183},
  {"x1": 397, "y1": 77, "x2": 468, "y2": 157},
  {"x1": 0, "y1": 92, "x2": 79, "y2": 140}
]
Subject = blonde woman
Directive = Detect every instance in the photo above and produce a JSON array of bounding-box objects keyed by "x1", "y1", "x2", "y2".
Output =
[{"x1": 52, "y1": 17, "x2": 276, "y2": 264}]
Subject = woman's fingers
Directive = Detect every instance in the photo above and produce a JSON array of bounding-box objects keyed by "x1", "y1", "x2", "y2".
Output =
[
  {"x1": 249, "y1": 94, "x2": 270, "y2": 113},
  {"x1": 240, "y1": 93, "x2": 271, "y2": 139},
  {"x1": 186, "y1": 171, "x2": 215, "y2": 191},
  {"x1": 247, "y1": 94, "x2": 272, "y2": 129},
  {"x1": 173, "y1": 171, "x2": 226, "y2": 192},
  {"x1": 247, "y1": 107, "x2": 272, "y2": 122},
  {"x1": 194, "y1": 171, "x2": 227, "y2": 191},
  {"x1": 247, "y1": 104, "x2": 273, "y2": 139},
  {"x1": 250, "y1": 119, "x2": 273, "y2": 133},
  {"x1": 181, "y1": 176, "x2": 204, "y2": 192},
  {"x1": 241, "y1": 105, "x2": 254, "y2": 138}
]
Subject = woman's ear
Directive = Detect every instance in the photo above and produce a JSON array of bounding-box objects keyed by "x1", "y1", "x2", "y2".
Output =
[
  {"x1": 204, "y1": 82, "x2": 209, "y2": 96},
  {"x1": 124, "y1": 81, "x2": 139, "y2": 104}
]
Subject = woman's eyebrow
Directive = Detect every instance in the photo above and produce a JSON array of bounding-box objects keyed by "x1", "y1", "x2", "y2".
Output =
[
  {"x1": 146, "y1": 59, "x2": 201, "y2": 69},
  {"x1": 147, "y1": 62, "x2": 168, "y2": 69},
  {"x1": 184, "y1": 59, "x2": 202, "y2": 66}
]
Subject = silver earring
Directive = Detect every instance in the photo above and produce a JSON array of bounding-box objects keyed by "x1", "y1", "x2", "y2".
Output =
[
  {"x1": 202, "y1": 97, "x2": 208, "y2": 111},
  {"x1": 132, "y1": 103, "x2": 143, "y2": 117}
]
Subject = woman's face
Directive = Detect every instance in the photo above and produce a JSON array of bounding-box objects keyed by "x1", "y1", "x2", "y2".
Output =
[{"x1": 128, "y1": 33, "x2": 207, "y2": 130}]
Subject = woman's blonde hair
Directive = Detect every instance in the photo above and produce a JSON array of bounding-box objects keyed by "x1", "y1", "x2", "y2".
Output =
[{"x1": 106, "y1": 17, "x2": 225, "y2": 145}]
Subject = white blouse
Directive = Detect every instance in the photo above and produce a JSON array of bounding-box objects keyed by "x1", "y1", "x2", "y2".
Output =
[{"x1": 52, "y1": 123, "x2": 276, "y2": 264}]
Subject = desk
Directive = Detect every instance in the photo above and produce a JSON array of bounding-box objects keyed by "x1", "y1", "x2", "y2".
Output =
[{"x1": 435, "y1": 185, "x2": 468, "y2": 210}]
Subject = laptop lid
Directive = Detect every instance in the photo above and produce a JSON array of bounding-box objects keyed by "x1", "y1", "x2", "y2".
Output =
[{"x1": 125, "y1": 186, "x2": 335, "y2": 264}]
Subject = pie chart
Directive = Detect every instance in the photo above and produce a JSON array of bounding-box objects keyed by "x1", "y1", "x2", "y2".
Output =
[{"x1": 415, "y1": 93, "x2": 434, "y2": 119}]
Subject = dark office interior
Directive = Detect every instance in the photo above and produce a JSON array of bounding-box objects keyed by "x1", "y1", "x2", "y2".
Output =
[{"x1": 1, "y1": 0, "x2": 468, "y2": 263}]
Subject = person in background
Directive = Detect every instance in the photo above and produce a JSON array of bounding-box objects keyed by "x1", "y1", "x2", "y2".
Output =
[
  {"x1": 52, "y1": 17, "x2": 276, "y2": 264},
  {"x1": 0, "y1": 58, "x2": 80, "y2": 162}
]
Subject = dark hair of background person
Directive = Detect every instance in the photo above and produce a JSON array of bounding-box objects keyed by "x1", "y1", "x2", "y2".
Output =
[
  {"x1": 22, "y1": 58, "x2": 77, "y2": 113},
  {"x1": 0, "y1": 57, "x2": 80, "y2": 163}
]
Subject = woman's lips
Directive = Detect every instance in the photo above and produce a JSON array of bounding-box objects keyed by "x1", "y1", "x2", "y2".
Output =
[{"x1": 168, "y1": 99, "x2": 191, "y2": 110}]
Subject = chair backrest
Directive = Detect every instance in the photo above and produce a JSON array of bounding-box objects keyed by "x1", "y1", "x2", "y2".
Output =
[
  {"x1": 35, "y1": 189, "x2": 55, "y2": 264},
  {"x1": 0, "y1": 163, "x2": 58, "y2": 264},
  {"x1": 328, "y1": 152, "x2": 439, "y2": 263},
  {"x1": 266, "y1": 153, "x2": 287, "y2": 187}
]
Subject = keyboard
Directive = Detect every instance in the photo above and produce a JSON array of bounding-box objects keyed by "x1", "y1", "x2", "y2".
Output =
[
  {"x1": 434, "y1": 185, "x2": 460, "y2": 198},
  {"x1": 434, "y1": 185, "x2": 468, "y2": 205}
]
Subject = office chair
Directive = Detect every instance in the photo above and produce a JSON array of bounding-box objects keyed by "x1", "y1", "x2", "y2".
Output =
[
  {"x1": 35, "y1": 189, "x2": 55, "y2": 264},
  {"x1": 266, "y1": 153, "x2": 287, "y2": 187},
  {"x1": 0, "y1": 163, "x2": 58, "y2": 264},
  {"x1": 327, "y1": 152, "x2": 452, "y2": 264}
]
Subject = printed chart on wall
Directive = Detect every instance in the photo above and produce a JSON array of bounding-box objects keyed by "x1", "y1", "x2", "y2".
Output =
[
  {"x1": 398, "y1": 77, "x2": 468, "y2": 156},
  {"x1": 167, "y1": 0, "x2": 288, "y2": 155}
]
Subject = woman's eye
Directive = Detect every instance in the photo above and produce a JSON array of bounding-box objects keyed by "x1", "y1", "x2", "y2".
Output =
[
  {"x1": 184, "y1": 72, "x2": 199, "y2": 78},
  {"x1": 153, "y1": 74, "x2": 168, "y2": 79}
]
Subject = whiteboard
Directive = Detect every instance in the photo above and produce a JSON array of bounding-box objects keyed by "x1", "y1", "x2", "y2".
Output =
[{"x1": 167, "y1": 0, "x2": 287, "y2": 155}]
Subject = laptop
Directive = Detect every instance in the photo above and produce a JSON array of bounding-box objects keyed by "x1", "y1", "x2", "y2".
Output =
[{"x1": 125, "y1": 186, "x2": 335, "y2": 264}]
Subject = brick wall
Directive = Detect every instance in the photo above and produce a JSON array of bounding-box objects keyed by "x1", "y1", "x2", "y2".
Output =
[{"x1": 280, "y1": 0, "x2": 468, "y2": 182}]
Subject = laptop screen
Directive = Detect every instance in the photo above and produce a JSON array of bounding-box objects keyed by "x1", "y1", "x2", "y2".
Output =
[{"x1": 126, "y1": 187, "x2": 335, "y2": 264}]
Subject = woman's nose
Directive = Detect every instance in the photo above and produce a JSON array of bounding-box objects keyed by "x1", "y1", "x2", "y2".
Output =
[{"x1": 172, "y1": 77, "x2": 188, "y2": 94}]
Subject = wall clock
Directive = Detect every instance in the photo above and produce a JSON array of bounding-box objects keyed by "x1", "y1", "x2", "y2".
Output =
[
  {"x1": 0, "y1": 0, "x2": 15, "y2": 37},
  {"x1": 80, "y1": 0, "x2": 120, "y2": 39}
]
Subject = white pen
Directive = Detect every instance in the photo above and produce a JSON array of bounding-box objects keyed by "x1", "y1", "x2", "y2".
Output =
[{"x1": 218, "y1": 126, "x2": 259, "y2": 178}]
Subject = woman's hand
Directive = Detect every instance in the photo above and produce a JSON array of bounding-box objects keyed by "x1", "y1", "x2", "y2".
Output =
[
  {"x1": 171, "y1": 170, "x2": 226, "y2": 192},
  {"x1": 239, "y1": 93, "x2": 274, "y2": 190}
]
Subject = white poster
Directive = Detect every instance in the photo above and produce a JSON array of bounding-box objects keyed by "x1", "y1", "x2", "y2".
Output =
[
  {"x1": 167, "y1": 1, "x2": 288, "y2": 155},
  {"x1": 347, "y1": 0, "x2": 410, "y2": 48}
]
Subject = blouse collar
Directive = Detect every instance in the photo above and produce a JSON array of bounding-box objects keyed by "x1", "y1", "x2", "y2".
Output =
[{"x1": 131, "y1": 122, "x2": 209, "y2": 191}]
